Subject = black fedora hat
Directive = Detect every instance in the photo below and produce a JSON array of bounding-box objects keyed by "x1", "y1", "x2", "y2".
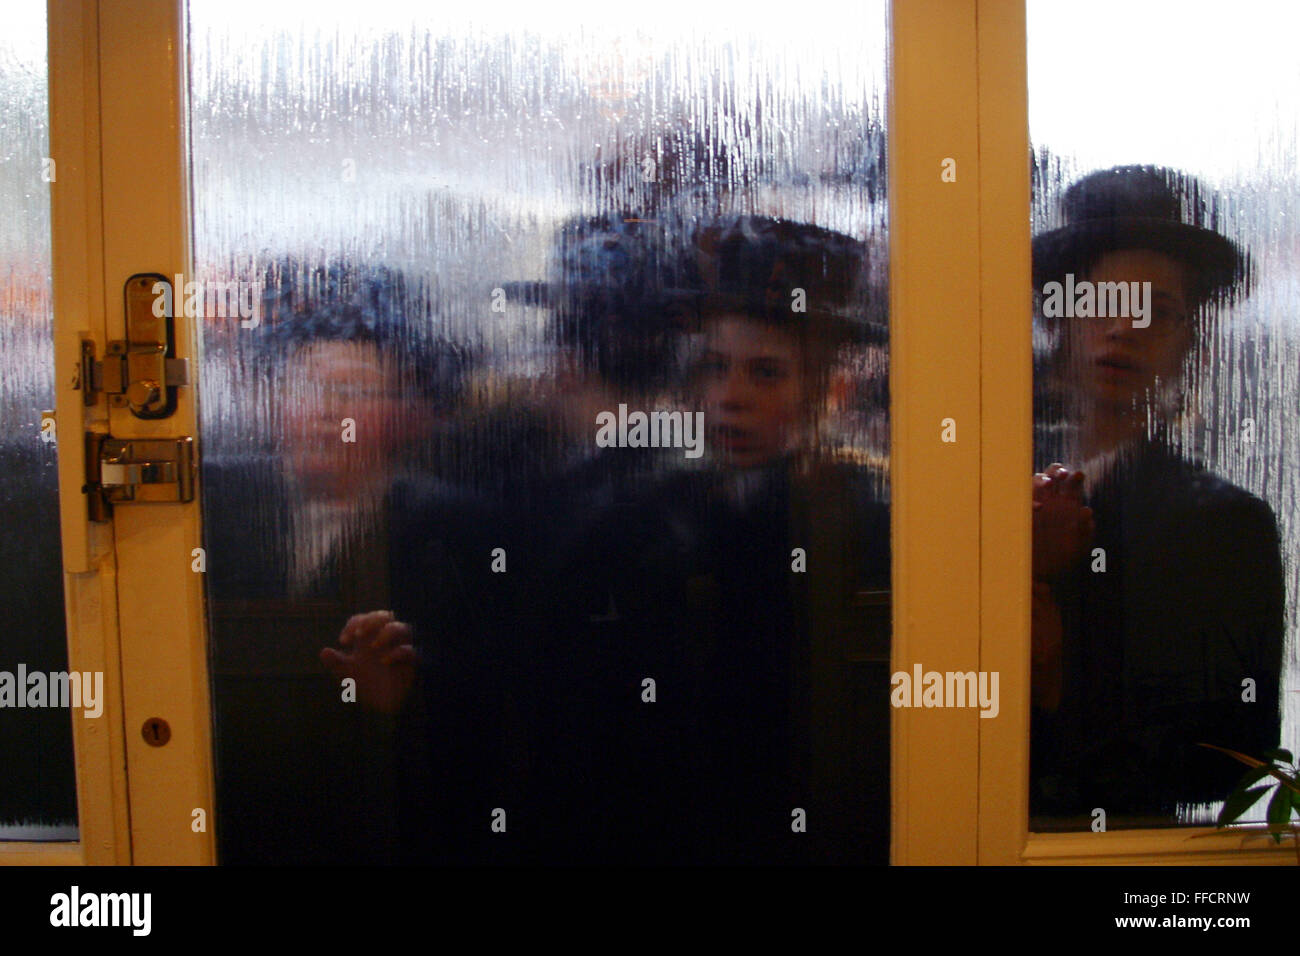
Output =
[
  {"x1": 499, "y1": 213, "x2": 697, "y2": 315},
  {"x1": 253, "y1": 257, "x2": 471, "y2": 405},
  {"x1": 504, "y1": 212, "x2": 885, "y2": 345},
  {"x1": 1032, "y1": 165, "x2": 1251, "y2": 307},
  {"x1": 500, "y1": 213, "x2": 702, "y2": 389},
  {"x1": 687, "y1": 215, "x2": 881, "y2": 344}
]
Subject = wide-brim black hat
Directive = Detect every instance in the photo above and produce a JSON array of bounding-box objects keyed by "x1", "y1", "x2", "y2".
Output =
[
  {"x1": 500, "y1": 213, "x2": 698, "y2": 315},
  {"x1": 688, "y1": 215, "x2": 881, "y2": 341},
  {"x1": 504, "y1": 212, "x2": 885, "y2": 346},
  {"x1": 253, "y1": 257, "x2": 471, "y2": 403},
  {"x1": 1031, "y1": 165, "x2": 1251, "y2": 307},
  {"x1": 500, "y1": 214, "x2": 703, "y2": 390}
]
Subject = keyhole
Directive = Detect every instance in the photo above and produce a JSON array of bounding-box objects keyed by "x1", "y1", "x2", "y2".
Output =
[{"x1": 142, "y1": 717, "x2": 171, "y2": 747}]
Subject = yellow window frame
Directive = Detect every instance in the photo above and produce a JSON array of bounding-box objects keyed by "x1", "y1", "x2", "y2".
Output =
[{"x1": 3, "y1": 0, "x2": 1288, "y2": 866}]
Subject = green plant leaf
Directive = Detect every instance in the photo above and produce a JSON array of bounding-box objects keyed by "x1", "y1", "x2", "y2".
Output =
[
  {"x1": 1200, "y1": 743, "x2": 1300, "y2": 797},
  {"x1": 1266, "y1": 784, "x2": 1295, "y2": 844},
  {"x1": 1231, "y1": 764, "x2": 1275, "y2": 793},
  {"x1": 1268, "y1": 767, "x2": 1300, "y2": 798},
  {"x1": 1218, "y1": 785, "x2": 1272, "y2": 828},
  {"x1": 1199, "y1": 743, "x2": 1268, "y2": 769},
  {"x1": 1262, "y1": 748, "x2": 1295, "y2": 765}
]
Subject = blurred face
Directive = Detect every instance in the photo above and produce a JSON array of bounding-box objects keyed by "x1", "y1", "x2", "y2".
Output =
[
  {"x1": 1065, "y1": 248, "x2": 1195, "y2": 417},
  {"x1": 698, "y1": 314, "x2": 808, "y2": 469},
  {"x1": 280, "y1": 340, "x2": 412, "y2": 498}
]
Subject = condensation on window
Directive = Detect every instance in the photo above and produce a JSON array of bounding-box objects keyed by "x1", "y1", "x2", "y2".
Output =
[
  {"x1": 191, "y1": 0, "x2": 891, "y2": 863},
  {"x1": 1028, "y1": 0, "x2": 1300, "y2": 832},
  {"x1": 0, "y1": 1, "x2": 78, "y2": 841}
]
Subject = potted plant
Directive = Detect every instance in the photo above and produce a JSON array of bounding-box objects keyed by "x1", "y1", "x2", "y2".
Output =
[{"x1": 1200, "y1": 742, "x2": 1300, "y2": 861}]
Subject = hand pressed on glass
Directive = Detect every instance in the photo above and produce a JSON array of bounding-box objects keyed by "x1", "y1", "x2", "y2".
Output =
[
  {"x1": 319, "y1": 610, "x2": 416, "y2": 715},
  {"x1": 1031, "y1": 463, "x2": 1092, "y2": 715},
  {"x1": 1032, "y1": 463, "x2": 1094, "y2": 582}
]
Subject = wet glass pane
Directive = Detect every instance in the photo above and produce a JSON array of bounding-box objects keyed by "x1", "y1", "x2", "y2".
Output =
[
  {"x1": 192, "y1": 0, "x2": 891, "y2": 863},
  {"x1": 1028, "y1": 1, "x2": 1299, "y2": 831},
  {"x1": 0, "y1": 2, "x2": 79, "y2": 841}
]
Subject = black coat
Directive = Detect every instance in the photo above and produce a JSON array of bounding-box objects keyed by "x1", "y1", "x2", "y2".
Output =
[
  {"x1": 1032, "y1": 440, "x2": 1285, "y2": 823},
  {"x1": 388, "y1": 442, "x2": 663, "y2": 864},
  {"x1": 202, "y1": 453, "x2": 409, "y2": 864},
  {"x1": 514, "y1": 457, "x2": 892, "y2": 864}
]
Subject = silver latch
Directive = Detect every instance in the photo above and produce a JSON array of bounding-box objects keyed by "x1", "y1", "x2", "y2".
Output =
[
  {"x1": 78, "y1": 274, "x2": 189, "y2": 418},
  {"x1": 85, "y1": 434, "x2": 195, "y2": 521},
  {"x1": 81, "y1": 340, "x2": 190, "y2": 414}
]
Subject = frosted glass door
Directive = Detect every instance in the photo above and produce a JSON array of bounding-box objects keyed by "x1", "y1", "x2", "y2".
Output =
[
  {"x1": 191, "y1": 0, "x2": 891, "y2": 863},
  {"x1": 1028, "y1": 0, "x2": 1299, "y2": 832},
  {"x1": 0, "y1": 2, "x2": 77, "y2": 842}
]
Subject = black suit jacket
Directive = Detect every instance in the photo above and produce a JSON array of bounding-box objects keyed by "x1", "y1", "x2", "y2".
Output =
[
  {"x1": 520, "y1": 457, "x2": 892, "y2": 864},
  {"x1": 202, "y1": 453, "x2": 406, "y2": 863},
  {"x1": 1032, "y1": 440, "x2": 1285, "y2": 823}
]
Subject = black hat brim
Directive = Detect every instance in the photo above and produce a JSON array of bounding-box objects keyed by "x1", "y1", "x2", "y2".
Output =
[
  {"x1": 1031, "y1": 217, "x2": 1248, "y2": 302},
  {"x1": 499, "y1": 279, "x2": 702, "y2": 310},
  {"x1": 500, "y1": 281, "x2": 888, "y2": 346}
]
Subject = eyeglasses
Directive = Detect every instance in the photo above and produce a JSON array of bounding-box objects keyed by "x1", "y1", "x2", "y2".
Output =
[
  {"x1": 1045, "y1": 306, "x2": 1197, "y2": 339},
  {"x1": 1138, "y1": 305, "x2": 1196, "y2": 338}
]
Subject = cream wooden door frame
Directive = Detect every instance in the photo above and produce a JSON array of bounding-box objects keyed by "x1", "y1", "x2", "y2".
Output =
[
  {"x1": 889, "y1": 0, "x2": 988, "y2": 865},
  {"x1": 16, "y1": 0, "x2": 1287, "y2": 867},
  {"x1": 9, "y1": 0, "x2": 217, "y2": 866},
  {"x1": 962, "y1": 0, "x2": 1292, "y2": 866}
]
